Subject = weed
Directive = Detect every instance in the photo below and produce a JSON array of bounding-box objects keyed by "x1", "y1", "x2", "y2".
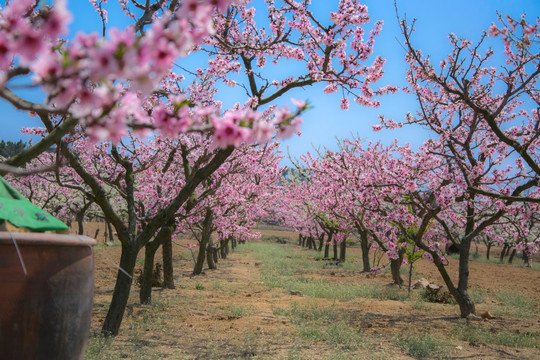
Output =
[
  {"x1": 468, "y1": 288, "x2": 487, "y2": 304},
  {"x1": 221, "y1": 304, "x2": 252, "y2": 318},
  {"x1": 418, "y1": 288, "x2": 440, "y2": 303},
  {"x1": 461, "y1": 253, "x2": 540, "y2": 272},
  {"x1": 85, "y1": 332, "x2": 167, "y2": 360},
  {"x1": 210, "y1": 280, "x2": 223, "y2": 290},
  {"x1": 287, "y1": 303, "x2": 340, "y2": 323},
  {"x1": 195, "y1": 282, "x2": 205, "y2": 290},
  {"x1": 325, "y1": 321, "x2": 362, "y2": 348},
  {"x1": 298, "y1": 326, "x2": 323, "y2": 341},
  {"x1": 493, "y1": 290, "x2": 539, "y2": 318},
  {"x1": 455, "y1": 323, "x2": 539, "y2": 348},
  {"x1": 85, "y1": 333, "x2": 114, "y2": 360},
  {"x1": 395, "y1": 332, "x2": 450, "y2": 359},
  {"x1": 411, "y1": 296, "x2": 428, "y2": 311}
]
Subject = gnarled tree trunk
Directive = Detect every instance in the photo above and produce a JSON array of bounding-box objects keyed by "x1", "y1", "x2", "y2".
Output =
[
  {"x1": 360, "y1": 230, "x2": 370, "y2": 272},
  {"x1": 339, "y1": 240, "x2": 346, "y2": 262},
  {"x1": 390, "y1": 247, "x2": 405, "y2": 286},
  {"x1": 162, "y1": 232, "x2": 175, "y2": 289},
  {"x1": 140, "y1": 238, "x2": 162, "y2": 304},
  {"x1": 193, "y1": 209, "x2": 213, "y2": 275},
  {"x1": 207, "y1": 239, "x2": 217, "y2": 270},
  {"x1": 317, "y1": 234, "x2": 324, "y2": 252},
  {"x1": 101, "y1": 242, "x2": 139, "y2": 336}
]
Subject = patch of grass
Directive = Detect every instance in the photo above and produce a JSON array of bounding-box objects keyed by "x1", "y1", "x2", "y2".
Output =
[
  {"x1": 460, "y1": 252, "x2": 540, "y2": 272},
  {"x1": 325, "y1": 322, "x2": 362, "y2": 347},
  {"x1": 411, "y1": 296, "x2": 428, "y2": 311},
  {"x1": 381, "y1": 286, "x2": 409, "y2": 301},
  {"x1": 210, "y1": 280, "x2": 223, "y2": 290},
  {"x1": 395, "y1": 332, "x2": 450, "y2": 359},
  {"x1": 279, "y1": 303, "x2": 364, "y2": 351},
  {"x1": 297, "y1": 321, "x2": 362, "y2": 350},
  {"x1": 298, "y1": 326, "x2": 324, "y2": 340},
  {"x1": 418, "y1": 288, "x2": 441, "y2": 304},
  {"x1": 244, "y1": 242, "x2": 408, "y2": 302},
  {"x1": 86, "y1": 331, "x2": 168, "y2": 360},
  {"x1": 94, "y1": 241, "x2": 121, "y2": 250},
  {"x1": 468, "y1": 288, "x2": 487, "y2": 304},
  {"x1": 195, "y1": 282, "x2": 205, "y2": 290},
  {"x1": 85, "y1": 333, "x2": 114, "y2": 360},
  {"x1": 492, "y1": 290, "x2": 539, "y2": 318},
  {"x1": 455, "y1": 323, "x2": 539, "y2": 348},
  {"x1": 220, "y1": 304, "x2": 252, "y2": 318},
  {"x1": 286, "y1": 302, "x2": 340, "y2": 323}
]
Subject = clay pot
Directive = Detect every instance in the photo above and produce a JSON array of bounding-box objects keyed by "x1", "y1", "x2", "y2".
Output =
[{"x1": 0, "y1": 232, "x2": 96, "y2": 360}]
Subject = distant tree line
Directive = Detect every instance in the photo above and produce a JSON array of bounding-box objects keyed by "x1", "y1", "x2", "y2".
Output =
[{"x1": 0, "y1": 140, "x2": 27, "y2": 159}]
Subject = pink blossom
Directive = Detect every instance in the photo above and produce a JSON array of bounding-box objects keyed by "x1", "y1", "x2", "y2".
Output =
[
  {"x1": 340, "y1": 98, "x2": 349, "y2": 110},
  {"x1": 422, "y1": 252, "x2": 433, "y2": 262},
  {"x1": 523, "y1": 25, "x2": 536, "y2": 36},
  {"x1": 323, "y1": 83, "x2": 338, "y2": 94},
  {"x1": 213, "y1": 112, "x2": 250, "y2": 148},
  {"x1": 290, "y1": 98, "x2": 306, "y2": 109},
  {"x1": 488, "y1": 23, "x2": 499, "y2": 36},
  {"x1": 251, "y1": 120, "x2": 274, "y2": 144}
]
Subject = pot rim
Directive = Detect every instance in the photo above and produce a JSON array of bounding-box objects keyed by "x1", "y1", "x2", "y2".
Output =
[{"x1": 0, "y1": 231, "x2": 96, "y2": 247}]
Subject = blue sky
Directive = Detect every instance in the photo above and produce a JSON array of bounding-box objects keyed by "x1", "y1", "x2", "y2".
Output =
[{"x1": 2, "y1": 0, "x2": 539, "y2": 165}]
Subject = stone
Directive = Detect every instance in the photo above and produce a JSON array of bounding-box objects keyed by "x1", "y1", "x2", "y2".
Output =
[{"x1": 412, "y1": 278, "x2": 430, "y2": 289}]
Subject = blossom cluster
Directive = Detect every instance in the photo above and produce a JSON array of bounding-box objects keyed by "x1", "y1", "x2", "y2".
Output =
[{"x1": 1, "y1": 0, "x2": 306, "y2": 148}]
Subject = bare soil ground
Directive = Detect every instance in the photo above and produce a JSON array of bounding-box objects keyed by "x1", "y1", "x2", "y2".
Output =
[{"x1": 83, "y1": 222, "x2": 540, "y2": 359}]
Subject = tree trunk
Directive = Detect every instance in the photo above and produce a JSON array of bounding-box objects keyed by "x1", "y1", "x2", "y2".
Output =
[
  {"x1": 456, "y1": 238, "x2": 476, "y2": 317},
  {"x1": 140, "y1": 239, "x2": 162, "y2": 304},
  {"x1": 207, "y1": 240, "x2": 217, "y2": 270},
  {"x1": 486, "y1": 243, "x2": 492, "y2": 260},
  {"x1": 307, "y1": 236, "x2": 313, "y2": 249},
  {"x1": 193, "y1": 242, "x2": 207, "y2": 275},
  {"x1": 500, "y1": 243, "x2": 509, "y2": 262},
  {"x1": 193, "y1": 209, "x2": 213, "y2": 275},
  {"x1": 101, "y1": 242, "x2": 139, "y2": 336},
  {"x1": 339, "y1": 240, "x2": 346, "y2": 263},
  {"x1": 508, "y1": 248, "x2": 516, "y2": 264},
  {"x1": 360, "y1": 230, "x2": 370, "y2": 272},
  {"x1": 106, "y1": 220, "x2": 114, "y2": 243},
  {"x1": 390, "y1": 248, "x2": 404, "y2": 286},
  {"x1": 140, "y1": 222, "x2": 175, "y2": 303},
  {"x1": 231, "y1": 237, "x2": 237, "y2": 250},
  {"x1": 298, "y1": 234, "x2": 302, "y2": 246},
  {"x1": 430, "y1": 249, "x2": 475, "y2": 318},
  {"x1": 448, "y1": 202, "x2": 478, "y2": 318},
  {"x1": 301, "y1": 236, "x2": 306, "y2": 247},
  {"x1": 332, "y1": 241, "x2": 338, "y2": 261},
  {"x1": 77, "y1": 216, "x2": 84, "y2": 235},
  {"x1": 220, "y1": 237, "x2": 229, "y2": 259},
  {"x1": 317, "y1": 234, "x2": 324, "y2": 252},
  {"x1": 523, "y1": 251, "x2": 529, "y2": 266},
  {"x1": 161, "y1": 222, "x2": 175, "y2": 289},
  {"x1": 75, "y1": 201, "x2": 93, "y2": 236},
  {"x1": 324, "y1": 244, "x2": 329, "y2": 259}
]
